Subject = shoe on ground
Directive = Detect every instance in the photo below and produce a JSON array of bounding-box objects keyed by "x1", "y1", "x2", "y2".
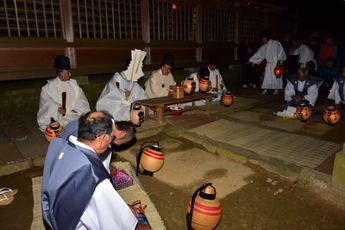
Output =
[
  {"x1": 261, "y1": 89, "x2": 268, "y2": 95},
  {"x1": 273, "y1": 89, "x2": 279, "y2": 95},
  {"x1": 252, "y1": 84, "x2": 257, "y2": 88},
  {"x1": 242, "y1": 84, "x2": 248, "y2": 89}
]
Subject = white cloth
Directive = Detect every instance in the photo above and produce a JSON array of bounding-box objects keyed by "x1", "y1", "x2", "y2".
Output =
[
  {"x1": 292, "y1": 44, "x2": 317, "y2": 68},
  {"x1": 37, "y1": 77, "x2": 90, "y2": 131},
  {"x1": 284, "y1": 80, "x2": 318, "y2": 106},
  {"x1": 276, "y1": 106, "x2": 297, "y2": 118},
  {"x1": 208, "y1": 68, "x2": 227, "y2": 101},
  {"x1": 145, "y1": 69, "x2": 176, "y2": 98},
  {"x1": 249, "y1": 39, "x2": 287, "y2": 89},
  {"x1": 96, "y1": 72, "x2": 147, "y2": 121},
  {"x1": 328, "y1": 80, "x2": 345, "y2": 104},
  {"x1": 69, "y1": 136, "x2": 138, "y2": 230}
]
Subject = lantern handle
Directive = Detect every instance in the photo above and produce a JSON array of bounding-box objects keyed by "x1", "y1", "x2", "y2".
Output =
[{"x1": 136, "y1": 141, "x2": 160, "y2": 176}]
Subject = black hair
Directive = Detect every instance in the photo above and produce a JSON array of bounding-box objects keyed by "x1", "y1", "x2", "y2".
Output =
[
  {"x1": 78, "y1": 111, "x2": 113, "y2": 141},
  {"x1": 54, "y1": 55, "x2": 71, "y2": 75},
  {"x1": 209, "y1": 57, "x2": 218, "y2": 66},
  {"x1": 259, "y1": 30, "x2": 271, "y2": 39},
  {"x1": 114, "y1": 121, "x2": 136, "y2": 140},
  {"x1": 292, "y1": 36, "x2": 303, "y2": 43},
  {"x1": 306, "y1": 61, "x2": 316, "y2": 69},
  {"x1": 198, "y1": 66, "x2": 210, "y2": 78},
  {"x1": 161, "y1": 54, "x2": 174, "y2": 67}
]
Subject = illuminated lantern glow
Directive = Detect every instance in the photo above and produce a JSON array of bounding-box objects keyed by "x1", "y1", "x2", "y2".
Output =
[
  {"x1": 296, "y1": 102, "x2": 312, "y2": 122},
  {"x1": 44, "y1": 118, "x2": 63, "y2": 142},
  {"x1": 187, "y1": 183, "x2": 222, "y2": 230},
  {"x1": 199, "y1": 76, "x2": 210, "y2": 92},
  {"x1": 172, "y1": 3, "x2": 177, "y2": 10},
  {"x1": 140, "y1": 145, "x2": 164, "y2": 173},
  {"x1": 274, "y1": 66, "x2": 283, "y2": 78},
  {"x1": 323, "y1": 105, "x2": 341, "y2": 126},
  {"x1": 130, "y1": 104, "x2": 145, "y2": 126},
  {"x1": 221, "y1": 91, "x2": 234, "y2": 106}
]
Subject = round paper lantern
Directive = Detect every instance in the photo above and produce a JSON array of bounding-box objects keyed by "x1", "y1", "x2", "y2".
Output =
[
  {"x1": 187, "y1": 183, "x2": 222, "y2": 230},
  {"x1": 184, "y1": 77, "x2": 196, "y2": 94},
  {"x1": 45, "y1": 118, "x2": 63, "y2": 142},
  {"x1": 274, "y1": 66, "x2": 283, "y2": 78},
  {"x1": 323, "y1": 105, "x2": 341, "y2": 126},
  {"x1": 199, "y1": 76, "x2": 210, "y2": 92},
  {"x1": 130, "y1": 104, "x2": 145, "y2": 126},
  {"x1": 296, "y1": 102, "x2": 312, "y2": 122},
  {"x1": 140, "y1": 145, "x2": 164, "y2": 173},
  {"x1": 221, "y1": 91, "x2": 234, "y2": 106}
]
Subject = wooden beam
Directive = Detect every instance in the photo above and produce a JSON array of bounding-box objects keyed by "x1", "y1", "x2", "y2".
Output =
[{"x1": 59, "y1": 0, "x2": 74, "y2": 42}]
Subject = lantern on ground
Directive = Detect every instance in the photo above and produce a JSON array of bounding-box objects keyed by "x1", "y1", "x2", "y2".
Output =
[
  {"x1": 187, "y1": 183, "x2": 222, "y2": 230},
  {"x1": 221, "y1": 91, "x2": 234, "y2": 107},
  {"x1": 296, "y1": 102, "x2": 312, "y2": 122},
  {"x1": 323, "y1": 105, "x2": 340, "y2": 126},
  {"x1": 44, "y1": 118, "x2": 63, "y2": 142},
  {"x1": 136, "y1": 142, "x2": 164, "y2": 176},
  {"x1": 199, "y1": 76, "x2": 210, "y2": 92},
  {"x1": 183, "y1": 77, "x2": 196, "y2": 95},
  {"x1": 130, "y1": 104, "x2": 145, "y2": 126}
]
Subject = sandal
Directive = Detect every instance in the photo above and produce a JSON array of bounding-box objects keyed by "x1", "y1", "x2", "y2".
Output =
[{"x1": 0, "y1": 188, "x2": 18, "y2": 206}]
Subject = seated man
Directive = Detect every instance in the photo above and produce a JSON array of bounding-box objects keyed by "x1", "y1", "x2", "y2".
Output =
[
  {"x1": 42, "y1": 112, "x2": 149, "y2": 230},
  {"x1": 276, "y1": 68, "x2": 320, "y2": 117},
  {"x1": 59, "y1": 111, "x2": 136, "y2": 173},
  {"x1": 37, "y1": 55, "x2": 90, "y2": 131},
  {"x1": 328, "y1": 66, "x2": 345, "y2": 119},
  {"x1": 145, "y1": 54, "x2": 176, "y2": 98},
  {"x1": 96, "y1": 69, "x2": 147, "y2": 121},
  {"x1": 208, "y1": 58, "x2": 227, "y2": 101}
]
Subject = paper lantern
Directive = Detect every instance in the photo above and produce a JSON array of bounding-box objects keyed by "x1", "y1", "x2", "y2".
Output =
[
  {"x1": 44, "y1": 118, "x2": 63, "y2": 142},
  {"x1": 130, "y1": 104, "x2": 144, "y2": 126},
  {"x1": 199, "y1": 76, "x2": 210, "y2": 92},
  {"x1": 296, "y1": 102, "x2": 312, "y2": 122},
  {"x1": 183, "y1": 77, "x2": 196, "y2": 94},
  {"x1": 221, "y1": 91, "x2": 234, "y2": 106},
  {"x1": 274, "y1": 66, "x2": 284, "y2": 78},
  {"x1": 138, "y1": 143, "x2": 164, "y2": 175},
  {"x1": 323, "y1": 105, "x2": 340, "y2": 126}
]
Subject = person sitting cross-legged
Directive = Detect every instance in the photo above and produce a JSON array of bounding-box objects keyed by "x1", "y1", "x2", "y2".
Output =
[{"x1": 328, "y1": 66, "x2": 345, "y2": 119}]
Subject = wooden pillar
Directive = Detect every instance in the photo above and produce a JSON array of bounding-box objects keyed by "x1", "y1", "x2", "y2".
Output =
[
  {"x1": 59, "y1": 0, "x2": 74, "y2": 43},
  {"x1": 194, "y1": 4, "x2": 203, "y2": 63},
  {"x1": 141, "y1": 0, "x2": 151, "y2": 64},
  {"x1": 65, "y1": 47, "x2": 77, "y2": 69},
  {"x1": 233, "y1": 7, "x2": 240, "y2": 61}
]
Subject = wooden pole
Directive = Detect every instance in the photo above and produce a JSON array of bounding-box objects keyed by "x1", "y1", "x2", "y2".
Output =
[
  {"x1": 60, "y1": 0, "x2": 74, "y2": 42},
  {"x1": 141, "y1": 0, "x2": 151, "y2": 64}
]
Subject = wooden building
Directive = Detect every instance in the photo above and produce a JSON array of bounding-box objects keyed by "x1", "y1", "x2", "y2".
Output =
[{"x1": 0, "y1": 0, "x2": 288, "y2": 81}]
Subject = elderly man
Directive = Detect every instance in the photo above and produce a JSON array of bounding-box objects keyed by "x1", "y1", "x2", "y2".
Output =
[
  {"x1": 37, "y1": 55, "x2": 90, "y2": 131},
  {"x1": 249, "y1": 31, "x2": 287, "y2": 95},
  {"x1": 145, "y1": 54, "x2": 176, "y2": 98},
  {"x1": 59, "y1": 111, "x2": 136, "y2": 172},
  {"x1": 42, "y1": 112, "x2": 150, "y2": 230}
]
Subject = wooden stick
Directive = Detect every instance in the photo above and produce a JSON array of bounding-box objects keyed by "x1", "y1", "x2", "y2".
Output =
[
  {"x1": 62, "y1": 92, "x2": 66, "y2": 117},
  {"x1": 216, "y1": 75, "x2": 219, "y2": 91}
]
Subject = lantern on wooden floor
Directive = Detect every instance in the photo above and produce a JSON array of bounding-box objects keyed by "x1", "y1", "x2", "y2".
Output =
[
  {"x1": 199, "y1": 76, "x2": 210, "y2": 92},
  {"x1": 296, "y1": 102, "x2": 312, "y2": 122},
  {"x1": 45, "y1": 118, "x2": 63, "y2": 142},
  {"x1": 183, "y1": 77, "x2": 196, "y2": 94},
  {"x1": 187, "y1": 183, "x2": 222, "y2": 230},
  {"x1": 323, "y1": 105, "x2": 340, "y2": 126},
  {"x1": 136, "y1": 142, "x2": 164, "y2": 176},
  {"x1": 221, "y1": 91, "x2": 234, "y2": 106},
  {"x1": 130, "y1": 103, "x2": 145, "y2": 126}
]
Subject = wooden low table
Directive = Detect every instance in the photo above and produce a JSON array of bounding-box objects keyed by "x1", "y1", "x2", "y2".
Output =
[{"x1": 135, "y1": 93, "x2": 214, "y2": 124}]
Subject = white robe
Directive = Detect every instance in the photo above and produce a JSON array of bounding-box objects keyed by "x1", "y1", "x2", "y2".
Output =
[
  {"x1": 208, "y1": 68, "x2": 227, "y2": 101},
  {"x1": 96, "y1": 72, "x2": 147, "y2": 121},
  {"x1": 69, "y1": 136, "x2": 138, "y2": 230},
  {"x1": 37, "y1": 77, "x2": 90, "y2": 131},
  {"x1": 292, "y1": 44, "x2": 317, "y2": 68},
  {"x1": 284, "y1": 80, "x2": 318, "y2": 106},
  {"x1": 145, "y1": 69, "x2": 176, "y2": 98},
  {"x1": 249, "y1": 39, "x2": 287, "y2": 89},
  {"x1": 328, "y1": 80, "x2": 345, "y2": 104}
]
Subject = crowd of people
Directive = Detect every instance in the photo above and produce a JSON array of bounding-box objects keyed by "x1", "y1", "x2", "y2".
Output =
[{"x1": 238, "y1": 31, "x2": 345, "y2": 119}]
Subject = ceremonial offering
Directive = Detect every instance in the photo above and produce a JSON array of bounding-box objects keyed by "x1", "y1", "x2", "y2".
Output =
[
  {"x1": 296, "y1": 102, "x2": 312, "y2": 122},
  {"x1": 187, "y1": 183, "x2": 222, "y2": 230},
  {"x1": 170, "y1": 85, "x2": 185, "y2": 99},
  {"x1": 137, "y1": 142, "x2": 164, "y2": 176},
  {"x1": 130, "y1": 104, "x2": 145, "y2": 126},
  {"x1": 169, "y1": 105, "x2": 183, "y2": 117},
  {"x1": 111, "y1": 168, "x2": 133, "y2": 190},
  {"x1": 199, "y1": 76, "x2": 210, "y2": 92},
  {"x1": 323, "y1": 105, "x2": 341, "y2": 126},
  {"x1": 44, "y1": 118, "x2": 63, "y2": 142},
  {"x1": 183, "y1": 77, "x2": 196, "y2": 94},
  {"x1": 221, "y1": 91, "x2": 233, "y2": 106}
]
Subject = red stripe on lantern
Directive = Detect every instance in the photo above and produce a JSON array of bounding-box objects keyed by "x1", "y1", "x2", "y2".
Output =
[
  {"x1": 188, "y1": 204, "x2": 222, "y2": 216},
  {"x1": 191, "y1": 201, "x2": 222, "y2": 211},
  {"x1": 144, "y1": 149, "x2": 164, "y2": 157},
  {"x1": 143, "y1": 152, "x2": 164, "y2": 160}
]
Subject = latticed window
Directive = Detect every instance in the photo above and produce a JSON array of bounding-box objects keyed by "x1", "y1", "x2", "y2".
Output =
[
  {"x1": 202, "y1": 8, "x2": 234, "y2": 42},
  {"x1": 149, "y1": 0, "x2": 193, "y2": 41},
  {"x1": 239, "y1": 10, "x2": 266, "y2": 42},
  {"x1": 71, "y1": 0, "x2": 142, "y2": 39},
  {"x1": 0, "y1": 0, "x2": 62, "y2": 38}
]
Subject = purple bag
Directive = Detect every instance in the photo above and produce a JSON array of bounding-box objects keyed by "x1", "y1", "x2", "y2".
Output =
[{"x1": 112, "y1": 169, "x2": 133, "y2": 190}]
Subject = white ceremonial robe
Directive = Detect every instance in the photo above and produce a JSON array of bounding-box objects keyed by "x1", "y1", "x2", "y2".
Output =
[
  {"x1": 96, "y1": 72, "x2": 147, "y2": 121},
  {"x1": 328, "y1": 80, "x2": 345, "y2": 104},
  {"x1": 284, "y1": 80, "x2": 318, "y2": 106},
  {"x1": 208, "y1": 68, "x2": 227, "y2": 101},
  {"x1": 249, "y1": 39, "x2": 287, "y2": 89},
  {"x1": 69, "y1": 137, "x2": 138, "y2": 230},
  {"x1": 145, "y1": 69, "x2": 176, "y2": 98},
  {"x1": 37, "y1": 77, "x2": 90, "y2": 131},
  {"x1": 292, "y1": 44, "x2": 317, "y2": 68}
]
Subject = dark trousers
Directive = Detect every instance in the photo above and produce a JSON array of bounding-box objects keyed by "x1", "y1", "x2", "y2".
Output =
[
  {"x1": 282, "y1": 99, "x2": 312, "y2": 110},
  {"x1": 241, "y1": 63, "x2": 259, "y2": 85}
]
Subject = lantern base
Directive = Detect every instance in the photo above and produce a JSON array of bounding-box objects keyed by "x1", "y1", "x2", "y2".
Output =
[{"x1": 142, "y1": 170, "x2": 154, "y2": 176}]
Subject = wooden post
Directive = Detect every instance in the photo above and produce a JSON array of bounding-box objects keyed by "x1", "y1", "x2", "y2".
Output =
[
  {"x1": 141, "y1": 0, "x2": 151, "y2": 64},
  {"x1": 194, "y1": 4, "x2": 203, "y2": 62},
  {"x1": 59, "y1": 0, "x2": 74, "y2": 42},
  {"x1": 233, "y1": 7, "x2": 240, "y2": 61},
  {"x1": 65, "y1": 47, "x2": 77, "y2": 69}
]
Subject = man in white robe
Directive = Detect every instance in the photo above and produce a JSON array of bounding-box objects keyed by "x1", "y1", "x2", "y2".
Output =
[
  {"x1": 328, "y1": 66, "x2": 345, "y2": 119},
  {"x1": 42, "y1": 112, "x2": 150, "y2": 230},
  {"x1": 96, "y1": 72, "x2": 147, "y2": 121},
  {"x1": 249, "y1": 31, "x2": 287, "y2": 95},
  {"x1": 208, "y1": 58, "x2": 227, "y2": 101},
  {"x1": 292, "y1": 37, "x2": 317, "y2": 68},
  {"x1": 145, "y1": 54, "x2": 176, "y2": 98},
  {"x1": 37, "y1": 55, "x2": 90, "y2": 131},
  {"x1": 276, "y1": 68, "x2": 320, "y2": 117}
]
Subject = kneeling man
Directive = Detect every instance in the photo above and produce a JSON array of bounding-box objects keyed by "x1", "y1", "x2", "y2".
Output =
[{"x1": 328, "y1": 66, "x2": 345, "y2": 119}]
